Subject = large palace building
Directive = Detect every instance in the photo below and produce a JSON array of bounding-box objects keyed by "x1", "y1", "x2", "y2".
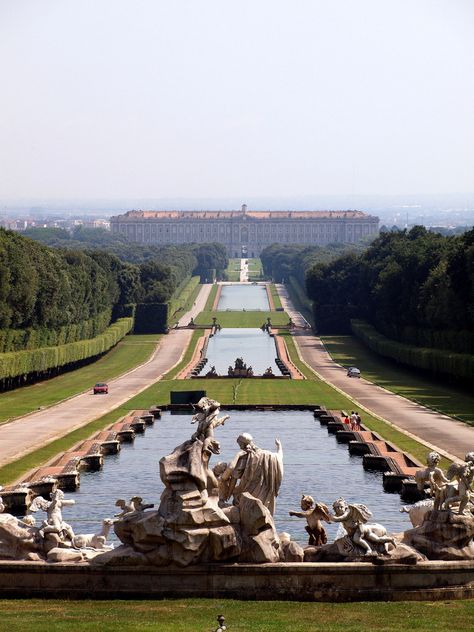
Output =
[{"x1": 110, "y1": 205, "x2": 379, "y2": 257}]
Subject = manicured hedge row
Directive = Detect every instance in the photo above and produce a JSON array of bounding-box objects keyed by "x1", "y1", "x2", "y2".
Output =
[
  {"x1": 199, "y1": 268, "x2": 216, "y2": 283},
  {"x1": 0, "y1": 317, "x2": 133, "y2": 380},
  {"x1": 112, "y1": 303, "x2": 136, "y2": 320},
  {"x1": 287, "y1": 276, "x2": 313, "y2": 327},
  {"x1": 396, "y1": 325, "x2": 474, "y2": 355},
  {"x1": 0, "y1": 309, "x2": 112, "y2": 354},
  {"x1": 134, "y1": 304, "x2": 168, "y2": 334},
  {"x1": 351, "y1": 319, "x2": 474, "y2": 381},
  {"x1": 167, "y1": 276, "x2": 200, "y2": 322}
]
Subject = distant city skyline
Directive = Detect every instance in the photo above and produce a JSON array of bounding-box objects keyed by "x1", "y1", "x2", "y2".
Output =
[{"x1": 1, "y1": 1, "x2": 473, "y2": 200}]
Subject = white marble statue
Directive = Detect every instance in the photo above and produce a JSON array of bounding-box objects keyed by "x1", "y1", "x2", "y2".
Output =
[
  {"x1": 28, "y1": 489, "x2": 75, "y2": 542},
  {"x1": 330, "y1": 497, "x2": 396, "y2": 556},
  {"x1": 73, "y1": 518, "x2": 114, "y2": 550},
  {"x1": 415, "y1": 451, "x2": 449, "y2": 508},
  {"x1": 221, "y1": 433, "x2": 283, "y2": 515},
  {"x1": 289, "y1": 494, "x2": 331, "y2": 546},
  {"x1": 400, "y1": 499, "x2": 434, "y2": 527},
  {"x1": 190, "y1": 397, "x2": 230, "y2": 442},
  {"x1": 441, "y1": 460, "x2": 474, "y2": 515}
]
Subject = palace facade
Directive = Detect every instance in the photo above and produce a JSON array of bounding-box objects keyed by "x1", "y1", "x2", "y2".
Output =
[{"x1": 110, "y1": 205, "x2": 379, "y2": 257}]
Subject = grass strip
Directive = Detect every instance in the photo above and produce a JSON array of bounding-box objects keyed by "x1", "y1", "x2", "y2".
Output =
[
  {"x1": 204, "y1": 284, "x2": 218, "y2": 311},
  {"x1": 224, "y1": 258, "x2": 241, "y2": 281},
  {"x1": 270, "y1": 283, "x2": 283, "y2": 309},
  {"x1": 195, "y1": 311, "x2": 289, "y2": 328},
  {"x1": 0, "y1": 334, "x2": 159, "y2": 425},
  {"x1": 248, "y1": 257, "x2": 264, "y2": 280},
  {"x1": 0, "y1": 598, "x2": 472, "y2": 631},
  {"x1": 322, "y1": 335, "x2": 474, "y2": 426},
  {"x1": 0, "y1": 407, "x2": 128, "y2": 485}
]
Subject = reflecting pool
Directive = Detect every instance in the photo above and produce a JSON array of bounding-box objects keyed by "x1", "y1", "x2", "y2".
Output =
[
  {"x1": 205, "y1": 328, "x2": 278, "y2": 375},
  {"x1": 63, "y1": 411, "x2": 411, "y2": 545},
  {"x1": 218, "y1": 284, "x2": 269, "y2": 311}
]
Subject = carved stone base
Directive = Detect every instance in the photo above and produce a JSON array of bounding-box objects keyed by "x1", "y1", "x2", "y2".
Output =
[
  {"x1": 304, "y1": 537, "x2": 425, "y2": 564},
  {"x1": 95, "y1": 492, "x2": 291, "y2": 567},
  {"x1": 402, "y1": 510, "x2": 474, "y2": 560}
]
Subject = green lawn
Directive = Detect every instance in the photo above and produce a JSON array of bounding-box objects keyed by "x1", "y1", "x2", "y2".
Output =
[
  {"x1": 248, "y1": 257, "x2": 264, "y2": 280},
  {"x1": 203, "y1": 284, "x2": 218, "y2": 311},
  {"x1": 0, "y1": 334, "x2": 159, "y2": 424},
  {"x1": 270, "y1": 283, "x2": 283, "y2": 309},
  {"x1": 224, "y1": 258, "x2": 241, "y2": 281},
  {"x1": 195, "y1": 310, "x2": 289, "y2": 328},
  {"x1": 322, "y1": 335, "x2": 474, "y2": 426},
  {"x1": 0, "y1": 598, "x2": 472, "y2": 631}
]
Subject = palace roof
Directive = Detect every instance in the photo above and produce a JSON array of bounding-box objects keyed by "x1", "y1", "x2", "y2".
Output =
[{"x1": 113, "y1": 210, "x2": 372, "y2": 220}]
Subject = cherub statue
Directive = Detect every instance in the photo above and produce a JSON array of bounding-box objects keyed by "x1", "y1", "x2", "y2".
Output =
[
  {"x1": 28, "y1": 489, "x2": 75, "y2": 542},
  {"x1": 114, "y1": 498, "x2": 136, "y2": 518},
  {"x1": 331, "y1": 497, "x2": 396, "y2": 556},
  {"x1": 190, "y1": 397, "x2": 230, "y2": 442},
  {"x1": 415, "y1": 451, "x2": 449, "y2": 508},
  {"x1": 289, "y1": 495, "x2": 331, "y2": 545},
  {"x1": 130, "y1": 496, "x2": 154, "y2": 512},
  {"x1": 442, "y1": 460, "x2": 474, "y2": 515}
]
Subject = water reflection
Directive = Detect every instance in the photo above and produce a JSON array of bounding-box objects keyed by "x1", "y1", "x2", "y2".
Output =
[
  {"x1": 65, "y1": 411, "x2": 411, "y2": 545},
  {"x1": 206, "y1": 328, "x2": 278, "y2": 375},
  {"x1": 218, "y1": 284, "x2": 269, "y2": 311}
]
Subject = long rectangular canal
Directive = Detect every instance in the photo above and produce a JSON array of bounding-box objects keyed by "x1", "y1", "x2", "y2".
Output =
[
  {"x1": 217, "y1": 283, "x2": 269, "y2": 311},
  {"x1": 64, "y1": 411, "x2": 411, "y2": 546}
]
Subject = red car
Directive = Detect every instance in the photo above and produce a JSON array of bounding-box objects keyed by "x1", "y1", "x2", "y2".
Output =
[{"x1": 93, "y1": 382, "x2": 109, "y2": 394}]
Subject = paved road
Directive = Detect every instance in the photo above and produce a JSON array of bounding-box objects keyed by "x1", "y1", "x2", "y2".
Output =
[
  {"x1": 277, "y1": 284, "x2": 474, "y2": 461},
  {"x1": 240, "y1": 258, "x2": 249, "y2": 282},
  {"x1": 0, "y1": 284, "x2": 212, "y2": 469},
  {"x1": 177, "y1": 283, "x2": 212, "y2": 326}
]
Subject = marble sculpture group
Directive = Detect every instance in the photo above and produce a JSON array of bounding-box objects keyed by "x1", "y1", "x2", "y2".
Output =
[{"x1": 0, "y1": 399, "x2": 473, "y2": 565}]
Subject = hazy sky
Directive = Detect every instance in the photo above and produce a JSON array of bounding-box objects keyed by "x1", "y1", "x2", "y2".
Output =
[{"x1": 1, "y1": 0, "x2": 473, "y2": 200}]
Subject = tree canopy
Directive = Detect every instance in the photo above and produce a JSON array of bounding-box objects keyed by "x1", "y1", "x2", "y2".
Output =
[{"x1": 306, "y1": 226, "x2": 474, "y2": 353}]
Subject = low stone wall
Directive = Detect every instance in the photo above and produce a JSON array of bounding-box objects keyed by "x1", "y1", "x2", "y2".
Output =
[{"x1": 0, "y1": 560, "x2": 473, "y2": 601}]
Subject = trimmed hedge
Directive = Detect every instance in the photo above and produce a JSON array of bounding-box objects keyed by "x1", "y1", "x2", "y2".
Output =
[
  {"x1": 396, "y1": 325, "x2": 474, "y2": 355},
  {"x1": 199, "y1": 268, "x2": 216, "y2": 283},
  {"x1": 0, "y1": 309, "x2": 112, "y2": 354},
  {"x1": 134, "y1": 304, "x2": 168, "y2": 334},
  {"x1": 351, "y1": 319, "x2": 474, "y2": 382},
  {"x1": 112, "y1": 303, "x2": 136, "y2": 320},
  {"x1": 0, "y1": 317, "x2": 133, "y2": 380},
  {"x1": 167, "y1": 276, "x2": 200, "y2": 322}
]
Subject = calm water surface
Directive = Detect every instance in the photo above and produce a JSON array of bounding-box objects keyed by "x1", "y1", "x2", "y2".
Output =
[
  {"x1": 64, "y1": 411, "x2": 411, "y2": 545},
  {"x1": 205, "y1": 328, "x2": 278, "y2": 375},
  {"x1": 218, "y1": 284, "x2": 269, "y2": 311}
]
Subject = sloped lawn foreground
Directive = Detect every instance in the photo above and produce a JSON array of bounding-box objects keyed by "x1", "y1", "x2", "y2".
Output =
[{"x1": 0, "y1": 599, "x2": 473, "y2": 631}]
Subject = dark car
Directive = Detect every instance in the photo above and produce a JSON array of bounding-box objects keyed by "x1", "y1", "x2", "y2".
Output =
[{"x1": 93, "y1": 382, "x2": 109, "y2": 394}]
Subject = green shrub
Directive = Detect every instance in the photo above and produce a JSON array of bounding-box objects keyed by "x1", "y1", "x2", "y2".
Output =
[
  {"x1": 351, "y1": 319, "x2": 474, "y2": 381},
  {"x1": 0, "y1": 309, "x2": 113, "y2": 353},
  {"x1": 0, "y1": 317, "x2": 133, "y2": 380},
  {"x1": 134, "y1": 304, "x2": 168, "y2": 334}
]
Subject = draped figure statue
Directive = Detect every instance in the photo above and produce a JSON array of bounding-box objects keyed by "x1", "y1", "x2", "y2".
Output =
[{"x1": 222, "y1": 433, "x2": 283, "y2": 515}]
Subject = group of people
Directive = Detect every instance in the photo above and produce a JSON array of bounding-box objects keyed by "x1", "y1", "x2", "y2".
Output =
[{"x1": 342, "y1": 411, "x2": 361, "y2": 431}]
